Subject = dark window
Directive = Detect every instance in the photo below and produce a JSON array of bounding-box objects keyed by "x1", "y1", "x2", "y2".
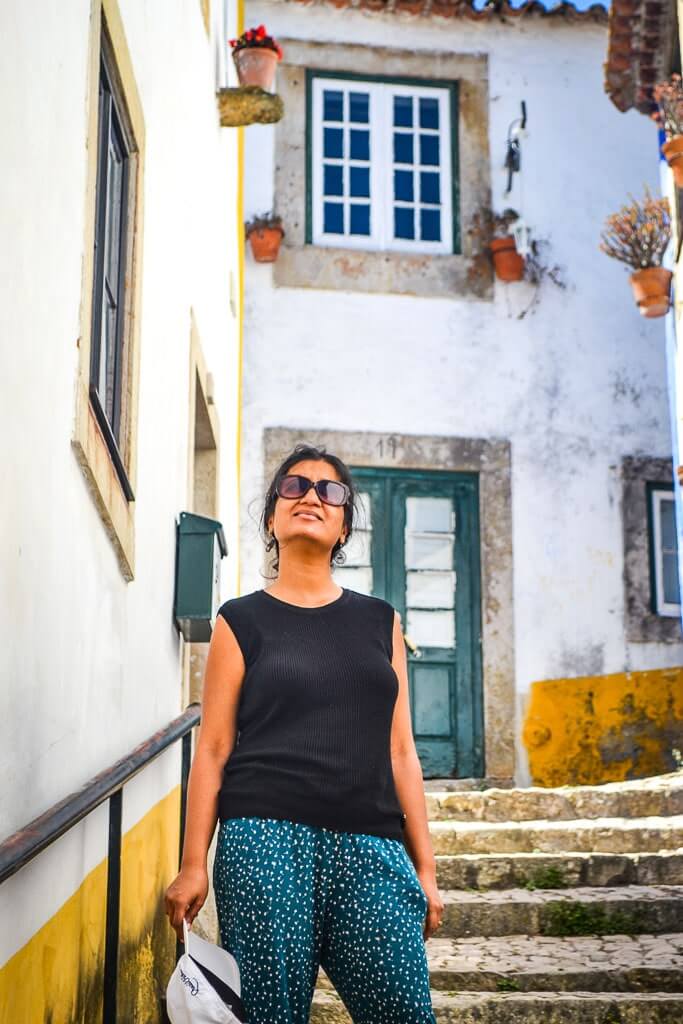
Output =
[
  {"x1": 349, "y1": 92, "x2": 369, "y2": 123},
  {"x1": 349, "y1": 129, "x2": 369, "y2": 161},
  {"x1": 324, "y1": 164, "x2": 344, "y2": 196},
  {"x1": 89, "y1": 29, "x2": 136, "y2": 500},
  {"x1": 324, "y1": 202, "x2": 344, "y2": 234},
  {"x1": 647, "y1": 482, "x2": 682, "y2": 615},
  {"x1": 394, "y1": 207, "x2": 414, "y2": 239},
  {"x1": 349, "y1": 204, "x2": 370, "y2": 236}
]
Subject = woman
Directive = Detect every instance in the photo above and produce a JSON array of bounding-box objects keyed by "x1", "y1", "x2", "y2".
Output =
[{"x1": 164, "y1": 442, "x2": 443, "y2": 1023}]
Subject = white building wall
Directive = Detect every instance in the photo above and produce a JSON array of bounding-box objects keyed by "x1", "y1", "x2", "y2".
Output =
[
  {"x1": 241, "y1": 1, "x2": 681, "y2": 784},
  {"x1": 0, "y1": 0, "x2": 242, "y2": 962}
]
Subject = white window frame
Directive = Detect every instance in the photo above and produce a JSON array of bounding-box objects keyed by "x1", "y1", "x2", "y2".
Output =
[
  {"x1": 650, "y1": 486, "x2": 682, "y2": 617},
  {"x1": 213, "y1": 0, "x2": 231, "y2": 90},
  {"x1": 310, "y1": 76, "x2": 453, "y2": 255}
]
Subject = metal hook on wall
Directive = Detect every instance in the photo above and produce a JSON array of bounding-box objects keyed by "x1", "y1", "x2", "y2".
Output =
[{"x1": 504, "y1": 100, "x2": 527, "y2": 196}]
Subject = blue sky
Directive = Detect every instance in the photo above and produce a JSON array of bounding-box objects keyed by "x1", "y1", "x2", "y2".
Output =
[{"x1": 471, "y1": 0, "x2": 609, "y2": 9}]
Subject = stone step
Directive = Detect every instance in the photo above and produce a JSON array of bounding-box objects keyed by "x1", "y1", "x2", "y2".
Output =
[
  {"x1": 310, "y1": 988, "x2": 683, "y2": 1022},
  {"x1": 423, "y1": 778, "x2": 517, "y2": 792},
  {"x1": 314, "y1": 933, "x2": 683, "y2": 994},
  {"x1": 435, "y1": 850, "x2": 683, "y2": 890},
  {"x1": 424, "y1": 932, "x2": 683, "y2": 992},
  {"x1": 436, "y1": 884, "x2": 683, "y2": 938},
  {"x1": 426, "y1": 771, "x2": 683, "y2": 823},
  {"x1": 430, "y1": 815, "x2": 683, "y2": 855}
]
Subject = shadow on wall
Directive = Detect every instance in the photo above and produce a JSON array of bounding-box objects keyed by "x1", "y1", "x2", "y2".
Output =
[{"x1": 523, "y1": 667, "x2": 683, "y2": 786}]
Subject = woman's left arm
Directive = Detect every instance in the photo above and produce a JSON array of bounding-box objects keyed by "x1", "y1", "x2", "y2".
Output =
[{"x1": 390, "y1": 609, "x2": 444, "y2": 940}]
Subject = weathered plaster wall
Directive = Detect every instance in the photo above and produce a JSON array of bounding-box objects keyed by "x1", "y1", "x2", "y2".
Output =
[
  {"x1": 0, "y1": 0, "x2": 241, "y2": 825},
  {"x1": 0, "y1": 0, "x2": 241, "y2": 1006},
  {"x1": 241, "y1": 0, "x2": 683, "y2": 785}
]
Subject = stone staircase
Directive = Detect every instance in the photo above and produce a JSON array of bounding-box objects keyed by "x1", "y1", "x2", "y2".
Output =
[{"x1": 311, "y1": 770, "x2": 683, "y2": 1022}]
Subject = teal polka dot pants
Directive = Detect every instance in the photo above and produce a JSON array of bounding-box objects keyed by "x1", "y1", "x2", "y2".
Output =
[{"x1": 213, "y1": 816, "x2": 436, "y2": 1024}]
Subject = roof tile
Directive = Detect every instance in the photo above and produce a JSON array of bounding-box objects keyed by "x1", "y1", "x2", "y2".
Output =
[{"x1": 604, "y1": 0, "x2": 674, "y2": 113}]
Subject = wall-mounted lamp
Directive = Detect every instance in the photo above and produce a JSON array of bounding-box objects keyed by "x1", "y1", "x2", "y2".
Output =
[{"x1": 511, "y1": 217, "x2": 531, "y2": 258}]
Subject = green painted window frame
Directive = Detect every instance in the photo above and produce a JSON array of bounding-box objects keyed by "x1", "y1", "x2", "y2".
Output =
[{"x1": 305, "y1": 68, "x2": 460, "y2": 255}]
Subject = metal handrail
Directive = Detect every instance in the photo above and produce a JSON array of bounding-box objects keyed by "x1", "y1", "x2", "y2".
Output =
[{"x1": 0, "y1": 702, "x2": 201, "y2": 1023}]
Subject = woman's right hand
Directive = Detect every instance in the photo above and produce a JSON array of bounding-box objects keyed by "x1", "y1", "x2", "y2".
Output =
[{"x1": 164, "y1": 865, "x2": 209, "y2": 942}]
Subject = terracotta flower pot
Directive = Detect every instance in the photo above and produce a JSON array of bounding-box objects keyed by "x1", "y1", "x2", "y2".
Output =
[
  {"x1": 247, "y1": 225, "x2": 284, "y2": 262},
  {"x1": 629, "y1": 266, "x2": 673, "y2": 318},
  {"x1": 490, "y1": 235, "x2": 525, "y2": 282},
  {"x1": 662, "y1": 135, "x2": 683, "y2": 189},
  {"x1": 233, "y1": 46, "x2": 279, "y2": 89}
]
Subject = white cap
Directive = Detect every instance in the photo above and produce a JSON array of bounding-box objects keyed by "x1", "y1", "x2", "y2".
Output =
[{"x1": 166, "y1": 918, "x2": 246, "y2": 1024}]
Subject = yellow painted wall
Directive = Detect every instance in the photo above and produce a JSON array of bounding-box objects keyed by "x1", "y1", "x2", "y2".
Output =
[
  {"x1": 523, "y1": 666, "x2": 683, "y2": 787},
  {"x1": 0, "y1": 786, "x2": 180, "y2": 1024},
  {"x1": 118, "y1": 786, "x2": 181, "y2": 1023},
  {"x1": 0, "y1": 860, "x2": 107, "y2": 1024}
]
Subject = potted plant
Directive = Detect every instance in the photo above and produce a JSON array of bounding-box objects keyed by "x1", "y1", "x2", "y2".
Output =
[
  {"x1": 489, "y1": 208, "x2": 525, "y2": 281},
  {"x1": 245, "y1": 213, "x2": 284, "y2": 262},
  {"x1": 229, "y1": 24, "x2": 283, "y2": 91},
  {"x1": 599, "y1": 187, "x2": 672, "y2": 318},
  {"x1": 652, "y1": 74, "x2": 683, "y2": 188}
]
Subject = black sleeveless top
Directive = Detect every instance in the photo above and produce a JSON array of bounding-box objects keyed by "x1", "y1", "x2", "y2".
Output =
[{"x1": 215, "y1": 587, "x2": 406, "y2": 840}]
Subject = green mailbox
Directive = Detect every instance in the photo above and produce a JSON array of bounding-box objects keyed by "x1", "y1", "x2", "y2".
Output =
[{"x1": 174, "y1": 511, "x2": 228, "y2": 642}]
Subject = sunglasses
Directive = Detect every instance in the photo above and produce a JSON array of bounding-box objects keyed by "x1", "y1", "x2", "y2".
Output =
[{"x1": 275, "y1": 474, "x2": 350, "y2": 507}]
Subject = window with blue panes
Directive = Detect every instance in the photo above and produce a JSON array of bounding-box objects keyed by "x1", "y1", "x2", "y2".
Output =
[{"x1": 310, "y1": 76, "x2": 454, "y2": 254}]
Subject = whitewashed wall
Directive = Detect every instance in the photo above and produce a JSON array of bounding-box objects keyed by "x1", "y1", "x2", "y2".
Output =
[
  {"x1": 0, "y1": 0, "x2": 242, "y2": 961},
  {"x1": 241, "y1": 1, "x2": 681, "y2": 784}
]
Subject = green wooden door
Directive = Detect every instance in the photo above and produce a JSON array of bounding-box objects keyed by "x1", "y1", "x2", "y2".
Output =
[{"x1": 335, "y1": 467, "x2": 484, "y2": 779}]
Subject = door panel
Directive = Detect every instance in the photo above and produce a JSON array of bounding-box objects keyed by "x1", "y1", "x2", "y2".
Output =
[
  {"x1": 340, "y1": 467, "x2": 483, "y2": 779},
  {"x1": 413, "y1": 663, "x2": 451, "y2": 736},
  {"x1": 335, "y1": 494, "x2": 373, "y2": 595}
]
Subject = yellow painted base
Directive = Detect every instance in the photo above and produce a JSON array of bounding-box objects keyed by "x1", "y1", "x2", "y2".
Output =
[
  {"x1": 0, "y1": 786, "x2": 180, "y2": 1024},
  {"x1": 523, "y1": 667, "x2": 683, "y2": 787}
]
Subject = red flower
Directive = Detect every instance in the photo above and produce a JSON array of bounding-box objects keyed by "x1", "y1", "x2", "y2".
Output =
[{"x1": 229, "y1": 23, "x2": 281, "y2": 54}]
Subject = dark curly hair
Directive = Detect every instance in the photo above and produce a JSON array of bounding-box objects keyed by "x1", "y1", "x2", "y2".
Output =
[{"x1": 260, "y1": 443, "x2": 362, "y2": 578}]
